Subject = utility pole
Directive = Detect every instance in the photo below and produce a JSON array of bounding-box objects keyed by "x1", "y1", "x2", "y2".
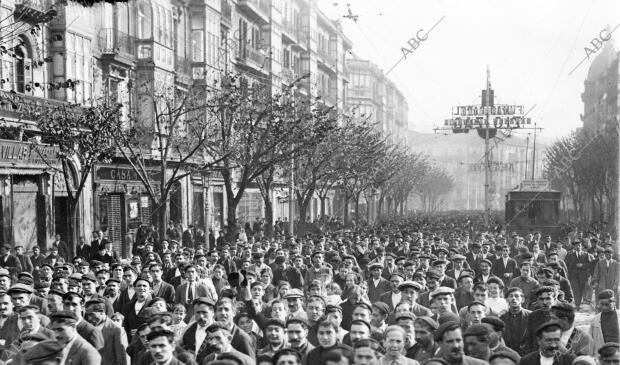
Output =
[
  {"x1": 435, "y1": 67, "x2": 541, "y2": 230},
  {"x1": 524, "y1": 134, "x2": 530, "y2": 180},
  {"x1": 531, "y1": 122, "x2": 537, "y2": 179},
  {"x1": 483, "y1": 66, "x2": 491, "y2": 227}
]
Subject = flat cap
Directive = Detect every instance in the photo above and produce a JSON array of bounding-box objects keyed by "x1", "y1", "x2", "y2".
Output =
[
  {"x1": 18, "y1": 272, "x2": 34, "y2": 279},
  {"x1": 274, "y1": 256, "x2": 286, "y2": 264},
  {"x1": 463, "y1": 323, "x2": 493, "y2": 337},
  {"x1": 0, "y1": 268, "x2": 9, "y2": 277},
  {"x1": 489, "y1": 351, "x2": 520, "y2": 364},
  {"x1": 82, "y1": 273, "x2": 97, "y2": 283},
  {"x1": 371, "y1": 302, "x2": 390, "y2": 316},
  {"x1": 535, "y1": 320, "x2": 562, "y2": 336},
  {"x1": 480, "y1": 259, "x2": 493, "y2": 266},
  {"x1": 50, "y1": 310, "x2": 78, "y2": 321},
  {"x1": 252, "y1": 252, "x2": 264, "y2": 260},
  {"x1": 23, "y1": 340, "x2": 63, "y2": 362},
  {"x1": 106, "y1": 278, "x2": 121, "y2": 285},
  {"x1": 435, "y1": 320, "x2": 462, "y2": 341},
  {"x1": 451, "y1": 254, "x2": 466, "y2": 261},
  {"x1": 432, "y1": 259, "x2": 448, "y2": 267},
  {"x1": 431, "y1": 286, "x2": 455, "y2": 298},
  {"x1": 68, "y1": 273, "x2": 83, "y2": 281},
  {"x1": 481, "y1": 316, "x2": 505, "y2": 331},
  {"x1": 394, "y1": 312, "x2": 416, "y2": 322},
  {"x1": 193, "y1": 297, "x2": 216, "y2": 307},
  {"x1": 598, "y1": 343, "x2": 620, "y2": 357},
  {"x1": 426, "y1": 270, "x2": 442, "y2": 280},
  {"x1": 398, "y1": 281, "x2": 423, "y2": 291},
  {"x1": 325, "y1": 304, "x2": 342, "y2": 314},
  {"x1": 283, "y1": 288, "x2": 304, "y2": 299},
  {"x1": 415, "y1": 316, "x2": 439, "y2": 330},
  {"x1": 265, "y1": 318, "x2": 286, "y2": 328},
  {"x1": 368, "y1": 262, "x2": 383, "y2": 270},
  {"x1": 7, "y1": 283, "x2": 33, "y2": 295}
]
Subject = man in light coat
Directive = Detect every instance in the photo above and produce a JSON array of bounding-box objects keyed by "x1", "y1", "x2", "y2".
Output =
[{"x1": 588, "y1": 289, "x2": 620, "y2": 350}]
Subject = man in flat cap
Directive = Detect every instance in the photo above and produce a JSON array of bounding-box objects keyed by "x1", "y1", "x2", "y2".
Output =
[
  {"x1": 436, "y1": 321, "x2": 487, "y2": 365},
  {"x1": 551, "y1": 303, "x2": 595, "y2": 356},
  {"x1": 520, "y1": 321, "x2": 576, "y2": 365},
  {"x1": 463, "y1": 323, "x2": 494, "y2": 361},
  {"x1": 408, "y1": 316, "x2": 440, "y2": 363},
  {"x1": 598, "y1": 343, "x2": 620, "y2": 365},
  {"x1": 379, "y1": 273, "x2": 404, "y2": 311},
  {"x1": 257, "y1": 318, "x2": 287, "y2": 358},
  {"x1": 589, "y1": 289, "x2": 620, "y2": 350},
  {"x1": 50, "y1": 310, "x2": 102, "y2": 365},
  {"x1": 481, "y1": 316, "x2": 520, "y2": 362},
  {"x1": 84, "y1": 298, "x2": 128, "y2": 365},
  {"x1": 63, "y1": 291, "x2": 105, "y2": 351},
  {"x1": 367, "y1": 262, "x2": 390, "y2": 303},
  {"x1": 592, "y1": 247, "x2": 619, "y2": 301},
  {"x1": 179, "y1": 297, "x2": 216, "y2": 363},
  {"x1": 23, "y1": 340, "x2": 64, "y2": 365}
]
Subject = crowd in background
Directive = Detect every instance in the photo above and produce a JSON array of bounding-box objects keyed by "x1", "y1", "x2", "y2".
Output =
[{"x1": 0, "y1": 211, "x2": 618, "y2": 365}]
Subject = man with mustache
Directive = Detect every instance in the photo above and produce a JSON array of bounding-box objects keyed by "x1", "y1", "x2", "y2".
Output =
[
  {"x1": 436, "y1": 321, "x2": 487, "y2": 365},
  {"x1": 146, "y1": 329, "x2": 184, "y2": 365},
  {"x1": 201, "y1": 323, "x2": 254, "y2": 365},
  {"x1": 519, "y1": 321, "x2": 576, "y2": 365},
  {"x1": 285, "y1": 317, "x2": 314, "y2": 357}
]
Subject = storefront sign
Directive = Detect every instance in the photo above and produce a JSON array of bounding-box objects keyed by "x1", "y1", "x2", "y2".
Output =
[
  {"x1": 0, "y1": 90, "x2": 82, "y2": 121},
  {"x1": 452, "y1": 104, "x2": 525, "y2": 117},
  {"x1": 96, "y1": 166, "x2": 161, "y2": 181},
  {"x1": 520, "y1": 179, "x2": 549, "y2": 191},
  {"x1": 0, "y1": 140, "x2": 59, "y2": 165}
]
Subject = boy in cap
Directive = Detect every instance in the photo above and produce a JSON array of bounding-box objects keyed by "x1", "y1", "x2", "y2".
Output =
[{"x1": 589, "y1": 289, "x2": 620, "y2": 350}]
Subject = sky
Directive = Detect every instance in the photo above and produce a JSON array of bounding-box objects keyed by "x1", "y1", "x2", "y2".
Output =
[{"x1": 317, "y1": 0, "x2": 620, "y2": 142}]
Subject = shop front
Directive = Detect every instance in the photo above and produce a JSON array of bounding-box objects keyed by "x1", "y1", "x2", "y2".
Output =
[
  {"x1": 93, "y1": 165, "x2": 159, "y2": 258},
  {"x1": 0, "y1": 140, "x2": 64, "y2": 252}
]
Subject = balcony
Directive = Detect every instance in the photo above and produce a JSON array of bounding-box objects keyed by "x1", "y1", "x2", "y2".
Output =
[
  {"x1": 237, "y1": 0, "x2": 270, "y2": 23},
  {"x1": 98, "y1": 29, "x2": 136, "y2": 64},
  {"x1": 176, "y1": 56, "x2": 192, "y2": 76},
  {"x1": 237, "y1": 47, "x2": 267, "y2": 70},
  {"x1": 14, "y1": 0, "x2": 55, "y2": 24},
  {"x1": 317, "y1": 49, "x2": 337, "y2": 71},
  {"x1": 282, "y1": 20, "x2": 298, "y2": 43}
]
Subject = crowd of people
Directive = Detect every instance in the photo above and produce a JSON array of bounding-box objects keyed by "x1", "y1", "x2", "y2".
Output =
[{"x1": 0, "y1": 212, "x2": 618, "y2": 365}]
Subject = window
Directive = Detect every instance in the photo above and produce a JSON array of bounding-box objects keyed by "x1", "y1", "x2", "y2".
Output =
[
  {"x1": 282, "y1": 48, "x2": 290, "y2": 68},
  {"x1": 205, "y1": 10, "x2": 220, "y2": 67},
  {"x1": 137, "y1": 1, "x2": 152, "y2": 39},
  {"x1": 191, "y1": 14, "x2": 204, "y2": 62},
  {"x1": 238, "y1": 18, "x2": 247, "y2": 58}
]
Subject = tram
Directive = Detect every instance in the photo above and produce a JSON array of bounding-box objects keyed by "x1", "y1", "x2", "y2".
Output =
[{"x1": 505, "y1": 180, "x2": 562, "y2": 238}]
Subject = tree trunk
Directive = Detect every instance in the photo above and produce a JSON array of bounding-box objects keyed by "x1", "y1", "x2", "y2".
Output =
[
  {"x1": 298, "y1": 198, "x2": 311, "y2": 235},
  {"x1": 378, "y1": 195, "x2": 384, "y2": 217},
  {"x1": 343, "y1": 198, "x2": 350, "y2": 226},
  {"x1": 264, "y1": 197, "x2": 274, "y2": 238},
  {"x1": 354, "y1": 193, "x2": 360, "y2": 223},
  {"x1": 226, "y1": 195, "x2": 239, "y2": 241},
  {"x1": 320, "y1": 196, "x2": 326, "y2": 218}
]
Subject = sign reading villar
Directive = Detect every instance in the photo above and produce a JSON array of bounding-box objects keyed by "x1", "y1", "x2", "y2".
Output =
[{"x1": 0, "y1": 140, "x2": 59, "y2": 165}]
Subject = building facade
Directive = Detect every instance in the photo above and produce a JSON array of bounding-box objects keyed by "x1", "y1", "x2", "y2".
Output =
[
  {"x1": 0, "y1": 0, "x2": 362, "y2": 253},
  {"x1": 346, "y1": 57, "x2": 409, "y2": 145}
]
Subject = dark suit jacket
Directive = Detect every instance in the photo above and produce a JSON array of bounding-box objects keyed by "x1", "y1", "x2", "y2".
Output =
[
  {"x1": 99, "y1": 318, "x2": 128, "y2": 365},
  {"x1": 123, "y1": 297, "x2": 152, "y2": 342},
  {"x1": 0, "y1": 255, "x2": 22, "y2": 276},
  {"x1": 565, "y1": 251, "x2": 592, "y2": 281},
  {"x1": 180, "y1": 322, "x2": 210, "y2": 364},
  {"x1": 76, "y1": 244, "x2": 95, "y2": 260},
  {"x1": 492, "y1": 257, "x2": 518, "y2": 283},
  {"x1": 16, "y1": 254, "x2": 33, "y2": 273},
  {"x1": 367, "y1": 277, "x2": 391, "y2": 303},
  {"x1": 519, "y1": 351, "x2": 576, "y2": 365},
  {"x1": 77, "y1": 319, "x2": 105, "y2": 351},
  {"x1": 526, "y1": 309, "x2": 554, "y2": 352},
  {"x1": 175, "y1": 282, "x2": 213, "y2": 321},
  {"x1": 230, "y1": 325, "x2": 256, "y2": 358},
  {"x1": 379, "y1": 291, "x2": 399, "y2": 311},
  {"x1": 65, "y1": 333, "x2": 103, "y2": 365},
  {"x1": 153, "y1": 281, "x2": 176, "y2": 304}
]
